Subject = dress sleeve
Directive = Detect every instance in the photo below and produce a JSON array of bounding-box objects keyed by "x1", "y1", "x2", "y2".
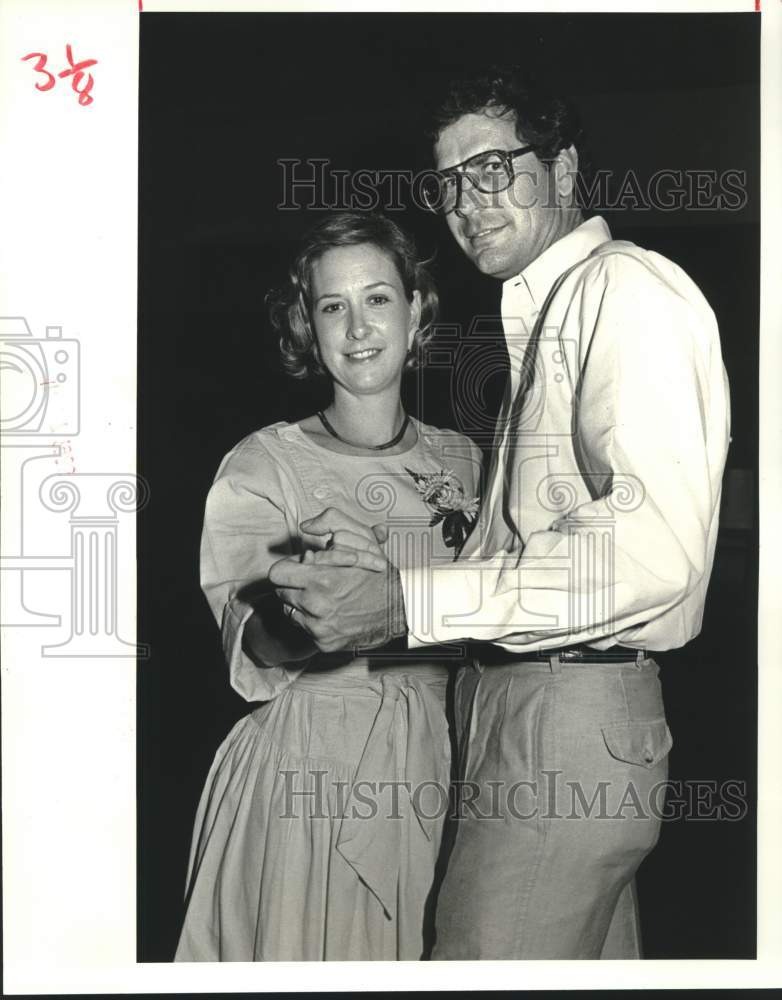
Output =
[
  {"x1": 422, "y1": 425, "x2": 483, "y2": 502},
  {"x1": 200, "y1": 435, "x2": 315, "y2": 702}
]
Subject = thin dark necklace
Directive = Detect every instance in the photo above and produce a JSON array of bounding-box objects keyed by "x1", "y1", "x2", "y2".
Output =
[{"x1": 316, "y1": 410, "x2": 410, "y2": 451}]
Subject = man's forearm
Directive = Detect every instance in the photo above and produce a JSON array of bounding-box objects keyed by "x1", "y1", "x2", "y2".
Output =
[{"x1": 398, "y1": 517, "x2": 694, "y2": 651}]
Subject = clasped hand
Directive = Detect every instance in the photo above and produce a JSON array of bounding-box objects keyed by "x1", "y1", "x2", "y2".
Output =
[{"x1": 268, "y1": 508, "x2": 405, "y2": 653}]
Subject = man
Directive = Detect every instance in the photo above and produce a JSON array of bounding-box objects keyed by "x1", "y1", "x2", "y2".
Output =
[{"x1": 270, "y1": 68, "x2": 730, "y2": 959}]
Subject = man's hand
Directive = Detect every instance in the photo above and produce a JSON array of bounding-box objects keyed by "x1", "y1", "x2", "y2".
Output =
[{"x1": 269, "y1": 509, "x2": 406, "y2": 653}]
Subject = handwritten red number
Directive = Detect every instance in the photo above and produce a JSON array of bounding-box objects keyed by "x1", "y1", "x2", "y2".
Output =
[
  {"x1": 22, "y1": 52, "x2": 55, "y2": 91},
  {"x1": 23, "y1": 45, "x2": 97, "y2": 107},
  {"x1": 58, "y1": 43, "x2": 97, "y2": 107}
]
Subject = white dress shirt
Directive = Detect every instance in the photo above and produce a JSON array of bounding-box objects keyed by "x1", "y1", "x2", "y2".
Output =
[{"x1": 399, "y1": 216, "x2": 731, "y2": 652}]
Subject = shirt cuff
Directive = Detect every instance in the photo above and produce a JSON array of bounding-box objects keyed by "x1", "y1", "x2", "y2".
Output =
[{"x1": 398, "y1": 562, "x2": 480, "y2": 647}]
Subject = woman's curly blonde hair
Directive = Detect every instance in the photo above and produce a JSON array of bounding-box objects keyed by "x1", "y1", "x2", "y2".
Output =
[{"x1": 267, "y1": 211, "x2": 439, "y2": 380}]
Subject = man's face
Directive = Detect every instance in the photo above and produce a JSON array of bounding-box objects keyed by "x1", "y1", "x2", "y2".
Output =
[{"x1": 434, "y1": 111, "x2": 567, "y2": 281}]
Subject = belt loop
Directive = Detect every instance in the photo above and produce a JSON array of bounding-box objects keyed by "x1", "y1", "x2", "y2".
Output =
[
  {"x1": 636, "y1": 650, "x2": 645, "y2": 668},
  {"x1": 548, "y1": 653, "x2": 562, "y2": 674}
]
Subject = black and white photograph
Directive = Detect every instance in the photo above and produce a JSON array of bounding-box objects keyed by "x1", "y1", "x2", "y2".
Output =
[
  {"x1": 139, "y1": 8, "x2": 758, "y2": 965},
  {"x1": 1, "y1": 0, "x2": 780, "y2": 993}
]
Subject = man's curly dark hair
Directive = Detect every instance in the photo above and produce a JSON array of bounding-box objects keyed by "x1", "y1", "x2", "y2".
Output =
[{"x1": 426, "y1": 66, "x2": 594, "y2": 209}]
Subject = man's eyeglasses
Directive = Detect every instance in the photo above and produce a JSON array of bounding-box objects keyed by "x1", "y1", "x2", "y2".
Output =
[{"x1": 421, "y1": 145, "x2": 537, "y2": 215}]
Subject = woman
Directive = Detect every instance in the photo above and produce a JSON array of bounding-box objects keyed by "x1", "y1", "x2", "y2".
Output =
[{"x1": 175, "y1": 212, "x2": 482, "y2": 961}]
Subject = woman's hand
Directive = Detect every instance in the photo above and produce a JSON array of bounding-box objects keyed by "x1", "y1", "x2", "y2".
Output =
[{"x1": 299, "y1": 508, "x2": 389, "y2": 573}]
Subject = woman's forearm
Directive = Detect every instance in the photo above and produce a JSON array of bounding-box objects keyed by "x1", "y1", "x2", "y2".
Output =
[{"x1": 241, "y1": 598, "x2": 317, "y2": 668}]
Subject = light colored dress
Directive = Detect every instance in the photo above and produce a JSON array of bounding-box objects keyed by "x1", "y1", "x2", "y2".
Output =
[{"x1": 175, "y1": 418, "x2": 481, "y2": 961}]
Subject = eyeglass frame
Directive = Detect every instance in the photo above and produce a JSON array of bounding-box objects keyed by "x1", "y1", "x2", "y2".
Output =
[{"x1": 423, "y1": 144, "x2": 539, "y2": 215}]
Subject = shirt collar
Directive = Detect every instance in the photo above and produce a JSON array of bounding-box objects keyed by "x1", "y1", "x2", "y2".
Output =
[{"x1": 504, "y1": 215, "x2": 612, "y2": 309}]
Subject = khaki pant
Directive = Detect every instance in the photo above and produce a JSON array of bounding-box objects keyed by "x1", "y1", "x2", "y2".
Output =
[{"x1": 433, "y1": 655, "x2": 671, "y2": 960}]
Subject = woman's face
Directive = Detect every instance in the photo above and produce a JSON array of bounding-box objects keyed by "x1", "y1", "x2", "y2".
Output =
[{"x1": 309, "y1": 243, "x2": 421, "y2": 398}]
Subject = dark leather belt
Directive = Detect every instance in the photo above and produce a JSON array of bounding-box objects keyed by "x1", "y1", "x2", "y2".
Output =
[{"x1": 471, "y1": 642, "x2": 646, "y2": 666}]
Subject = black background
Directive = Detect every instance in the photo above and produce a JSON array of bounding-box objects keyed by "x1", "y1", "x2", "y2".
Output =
[{"x1": 139, "y1": 12, "x2": 759, "y2": 961}]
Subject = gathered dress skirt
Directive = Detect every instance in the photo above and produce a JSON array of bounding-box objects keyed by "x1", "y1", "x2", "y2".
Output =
[{"x1": 175, "y1": 660, "x2": 452, "y2": 961}]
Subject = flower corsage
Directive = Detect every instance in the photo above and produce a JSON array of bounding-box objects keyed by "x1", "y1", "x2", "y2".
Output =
[{"x1": 405, "y1": 467, "x2": 479, "y2": 559}]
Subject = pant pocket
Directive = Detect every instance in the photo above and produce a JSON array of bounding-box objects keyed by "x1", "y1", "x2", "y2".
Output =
[
  {"x1": 601, "y1": 718, "x2": 673, "y2": 769},
  {"x1": 593, "y1": 718, "x2": 671, "y2": 860}
]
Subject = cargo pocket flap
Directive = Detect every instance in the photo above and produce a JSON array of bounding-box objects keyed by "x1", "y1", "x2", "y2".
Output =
[{"x1": 601, "y1": 719, "x2": 672, "y2": 768}]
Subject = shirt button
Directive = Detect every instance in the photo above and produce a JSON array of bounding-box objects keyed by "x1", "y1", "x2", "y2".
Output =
[
  {"x1": 643, "y1": 750, "x2": 655, "y2": 764},
  {"x1": 282, "y1": 430, "x2": 297, "y2": 443},
  {"x1": 313, "y1": 487, "x2": 330, "y2": 500}
]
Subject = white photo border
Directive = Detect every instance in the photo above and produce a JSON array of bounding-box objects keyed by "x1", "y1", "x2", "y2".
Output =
[{"x1": 1, "y1": 0, "x2": 779, "y2": 992}]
